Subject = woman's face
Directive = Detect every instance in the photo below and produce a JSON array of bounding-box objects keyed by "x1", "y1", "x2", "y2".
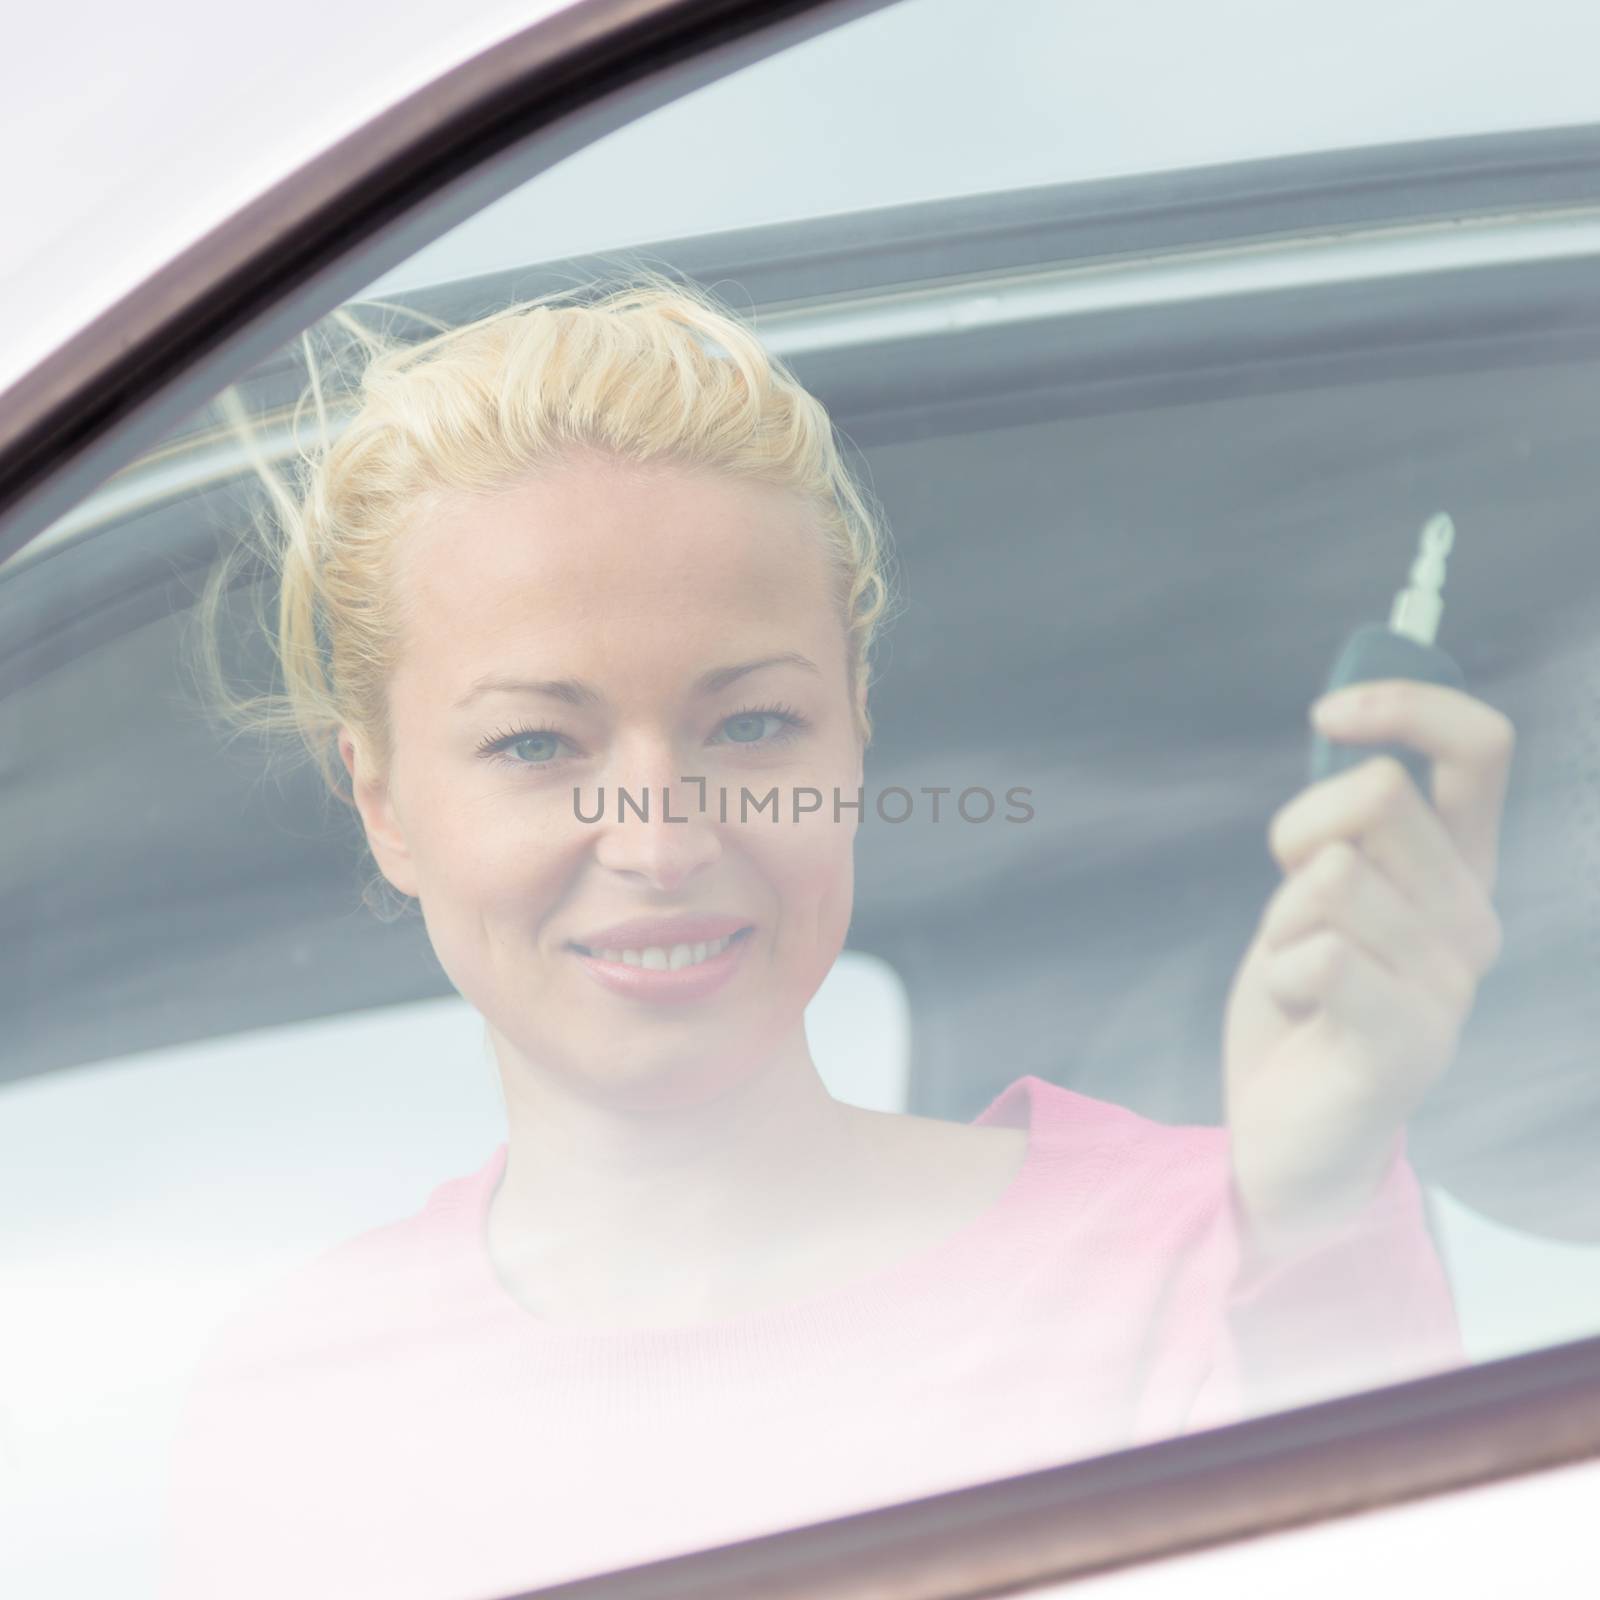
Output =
[{"x1": 341, "y1": 453, "x2": 866, "y2": 1109}]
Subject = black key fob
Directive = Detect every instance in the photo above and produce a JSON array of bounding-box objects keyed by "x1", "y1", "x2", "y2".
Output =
[
  {"x1": 1309, "y1": 622, "x2": 1467, "y2": 798},
  {"x1": 1308, "y1": 513, "x2": 1464, "y2": 801}
]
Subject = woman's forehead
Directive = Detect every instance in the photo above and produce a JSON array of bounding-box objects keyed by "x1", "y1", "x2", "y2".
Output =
[
  {"x1": 393, "y1": 463, "x2": 845, "y2": 678},
  {"x1": 414, "y1": 463, "x2": 822, "y2": 586}
]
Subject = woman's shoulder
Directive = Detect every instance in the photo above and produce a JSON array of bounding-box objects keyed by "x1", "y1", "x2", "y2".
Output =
[
  {"x1": 191, "y1": 1147, "x2": 507, "y2": 1381},
  {"x1": 974, "y1": 1075, "x2": 1236, "y2": 1227},
  {"x1": 979, "y1": 1073, "x2": 1227, "y2": 1158}
]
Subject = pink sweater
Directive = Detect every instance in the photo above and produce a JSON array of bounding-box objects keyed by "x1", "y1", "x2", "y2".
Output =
[{"x1": 161, "y1": 1076, "x2": 1463, "y2": 1600}]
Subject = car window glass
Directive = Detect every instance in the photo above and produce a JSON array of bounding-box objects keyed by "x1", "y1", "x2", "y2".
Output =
[
  {"x1": 7, "y1": 2, "x2": 1600, "y2": 1597},
  {"x1": 374, "y1": 0, "x2": 1600, "y2": 296}
]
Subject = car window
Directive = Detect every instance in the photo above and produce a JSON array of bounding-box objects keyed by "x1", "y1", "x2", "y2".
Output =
[
  {"x1": 371, "y1": 0, "x2": 1600, "y2": 296},
  {"x1": 8, "y1": 2, "x2": 1600, "y2": 1597}
]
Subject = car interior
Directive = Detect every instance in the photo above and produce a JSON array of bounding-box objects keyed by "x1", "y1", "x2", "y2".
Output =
[{"x1": 7, "y1": 147, "x2": 1600, "y2": 1241}]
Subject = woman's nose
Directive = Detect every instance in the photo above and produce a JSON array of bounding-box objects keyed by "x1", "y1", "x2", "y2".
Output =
[{"x1": 589, "y1": 772, "x2": 722, "y2": 892}]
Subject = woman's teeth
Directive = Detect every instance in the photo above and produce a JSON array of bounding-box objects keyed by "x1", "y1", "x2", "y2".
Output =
[{"x1": 592, "y1": 933, "x2": 739, "y2": 970}]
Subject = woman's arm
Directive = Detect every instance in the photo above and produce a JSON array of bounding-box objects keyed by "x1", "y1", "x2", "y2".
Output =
[
  {"x1": 1157, "y1": 678, "x2": 1509, "y2": 1435},
  {"x1": 1183, "y1": 1130, "x2": 1466, "y2": 1432}
]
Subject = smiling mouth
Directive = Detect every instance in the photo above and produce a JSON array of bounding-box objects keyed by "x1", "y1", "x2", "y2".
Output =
[{"x1": 567, "y1": 927, "x2": 754, "y2": 969}]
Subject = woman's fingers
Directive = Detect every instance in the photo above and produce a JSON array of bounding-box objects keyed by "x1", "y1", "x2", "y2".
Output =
[
  {"x1": 1260, "y1": 926, "x2": 1462, "y2": 1082},
  {"x1": 1261, "y1": 926, "x2": 1382, "y2": 1020},
  {"x1": 1269, "y1": 753, "x2": 1503, "y2": 981},
  {"x1": 1226, "y1": 683, "x2": 1514, "y2": 1235},
  {"x1": 1258, "y1": 840, "x2": 1478, "y2": 1017},
  {"x1": 1308, "y1": 678, "x2": 1516, "y2": 894}
]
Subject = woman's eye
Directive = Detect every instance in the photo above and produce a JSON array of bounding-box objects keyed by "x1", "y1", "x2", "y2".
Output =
[
  {"x1": 722, "y1": 713, "x2": 777, "y2": 744},
  {"x1": 481, "y1": 729, "x2": 570, "y2": 766},
  {"x1": 508, "y1": 733, "x2": 563, "y2": 764},
  {"x1": 716, "y1": 711, "x2": 797, "y2": 746}
]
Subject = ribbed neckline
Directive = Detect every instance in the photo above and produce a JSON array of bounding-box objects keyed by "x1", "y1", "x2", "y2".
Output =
[{"x1": 444, "y1": 1076, "x2": 1062, "y2": 1363}]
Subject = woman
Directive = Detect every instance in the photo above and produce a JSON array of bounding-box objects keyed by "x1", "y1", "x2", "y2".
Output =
[{"x1": 164, "y1": 282, "x2": 1510, "y2": 1599}]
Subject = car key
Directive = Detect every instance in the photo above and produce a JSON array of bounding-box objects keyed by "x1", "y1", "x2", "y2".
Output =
[{"x1": 1308, "y1": 511, "x2": 1466, "y2": 800}]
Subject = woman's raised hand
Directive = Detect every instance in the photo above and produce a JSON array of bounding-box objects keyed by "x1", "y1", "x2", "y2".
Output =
[{"x1": 1221, "y1": 679, "x2": 1516, "y2": 1255}]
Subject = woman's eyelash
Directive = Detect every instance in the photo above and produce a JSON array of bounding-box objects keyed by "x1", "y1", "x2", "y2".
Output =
[
  {"x1": 718, "y1": 701, "x2": 810, "y2": 743},
  {"x1": 475, "y1": 703, "x2": 810, "y2": 769},
  {"x1": 475, "y1": 724, "x2": 570, "y2": 765}
]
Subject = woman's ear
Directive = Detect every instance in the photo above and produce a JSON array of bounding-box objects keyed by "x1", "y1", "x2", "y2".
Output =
[{"x1": 338, "y1": 728, "x2": 420, "y2": 898}]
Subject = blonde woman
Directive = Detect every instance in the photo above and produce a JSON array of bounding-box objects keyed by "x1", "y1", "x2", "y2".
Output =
[{"x1": 163, "y1": 283, "x2": 1509, "y2": 1600}]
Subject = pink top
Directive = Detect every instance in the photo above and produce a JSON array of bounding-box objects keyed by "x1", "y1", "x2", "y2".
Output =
[{"x1": 161, "y1": 1076, "x2": 1463, "y2": 1600}]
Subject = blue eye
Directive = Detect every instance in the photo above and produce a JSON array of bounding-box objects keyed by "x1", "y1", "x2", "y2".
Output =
[
  {"x1": 713, "y1": 703, "x2": 808, "y2": 747},
  {"x1": 507, "y1": 732, "x2": 562, "y2": 764},
  {"x1": 477, "y1": 725, "x2": 571, "y2": 768},
  {"x1": 722, "y1": 712, "x2": 779, "y2": 744}
]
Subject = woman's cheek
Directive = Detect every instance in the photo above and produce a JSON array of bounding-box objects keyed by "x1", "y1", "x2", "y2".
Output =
[
  {"x1": 771, "y1": 793, "x2": 857, "y2": 956},
  {"x1": 418, "y1": 783, "x2": 571, "y2": 925}
]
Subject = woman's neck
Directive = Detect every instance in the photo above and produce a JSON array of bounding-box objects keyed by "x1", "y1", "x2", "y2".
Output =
[{"x1": 485, "y1": 1029, "x2": 887, "y2": 1328}]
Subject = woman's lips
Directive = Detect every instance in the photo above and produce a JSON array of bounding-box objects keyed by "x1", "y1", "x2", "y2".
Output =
[
  {"x1": 572, "y1": 911, "x2": 751, "y2": 949},
  {"x1": 569, "y1": 928, "x2": 754, "y2": 1005}
]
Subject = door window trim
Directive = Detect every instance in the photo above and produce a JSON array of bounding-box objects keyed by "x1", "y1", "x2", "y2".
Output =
[{"x1": 516, "y1": 1340, "x2": 1600, "y2": 1597}]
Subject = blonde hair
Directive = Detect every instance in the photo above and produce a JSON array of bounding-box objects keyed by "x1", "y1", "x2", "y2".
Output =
[{"x1": 197, "y1": 277, "x2": 900, "y2": 812}]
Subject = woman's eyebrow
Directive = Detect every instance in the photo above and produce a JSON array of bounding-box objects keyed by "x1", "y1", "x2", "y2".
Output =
[
  {"x1": 696, "y1": 652, "x2": 821, "y2": 694},
  {"x1": 454, "y1": 653, "x2": 820, "y2": 710}
]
